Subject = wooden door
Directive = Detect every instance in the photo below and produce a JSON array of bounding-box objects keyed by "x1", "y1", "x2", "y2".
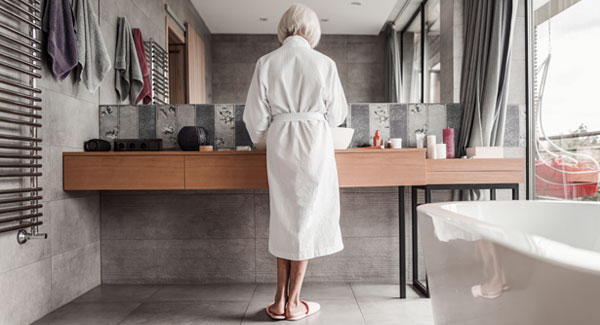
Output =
[
  {"x1": 185, "y1": 23, "x2": 206, "y2": 103},
  {"x1": 168, "y1": 44, "x2": 187, "y2": 104}
]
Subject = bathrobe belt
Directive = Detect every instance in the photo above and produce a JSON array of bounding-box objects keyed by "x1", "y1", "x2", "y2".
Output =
[{"x1": 271, "y1": 112, "x2": 327, "y2": 123}]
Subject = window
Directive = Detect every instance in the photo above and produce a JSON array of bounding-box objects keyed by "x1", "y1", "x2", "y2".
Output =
[
  {"x1": 532, "y1": 0, "x2": 600, "y2": 200},
  {"x1": 400, "y1": 0, "x2": 441, "y2": 103}
]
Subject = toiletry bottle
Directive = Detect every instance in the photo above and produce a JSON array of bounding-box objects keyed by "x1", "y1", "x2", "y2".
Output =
[{"x1": 373, "y1": 130, "x2": 381, "y2": 147}]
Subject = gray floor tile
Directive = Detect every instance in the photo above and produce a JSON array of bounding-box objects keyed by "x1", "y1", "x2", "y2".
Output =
[
  {"x1": 74, "y1": 284, "x2": 160, "y2": 303},
  {"x1": 33, "y1": 302, "x2": 140, "y2": 325},
  {"x1": 253, "y1": 283, "x2": 355, "y2": 301},
  {"x1": 148, "y1": 283, "x2": 257, "y2": 302},
  {"x1": 351, "y1": 284, "x2": 433, "y2": 325},
  {"x1": 243, "y1": 298, "x2": 365, "y2": 324},
  {"x1": 119, "y1": 301, "x2": 247, "y2": 325}
]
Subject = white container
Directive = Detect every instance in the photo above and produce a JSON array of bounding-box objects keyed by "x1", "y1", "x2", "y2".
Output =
[
  {"x1": 416, "y1": 133, "x2": 425, "y2": 148},
  {"x1": 426, "y1": 135, "x2": 437, "y2": 159},
  {"x1": 390, "y1": 138, "x2": 402, "y2": 149},
  {"x1": 435, "y1": 143, "x2": 447, "y2": 159},
  {"x1": 331, "y1": 127, "x2": 355, "y2": 149},
  {"x1": 466, "y1": 146, "x2": 504, "y2": 158},
  {"x1": 418, "y1": 201, "x2": 600, "y2": 324}
]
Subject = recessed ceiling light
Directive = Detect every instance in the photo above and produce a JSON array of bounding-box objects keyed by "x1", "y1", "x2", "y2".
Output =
[
  {"x1": 320, "y1": 18, "x2": 329, "y2": 22},
  {"x1": 350, "y1": 1, "x2": 362, "y2": 6},
  {"x1": 259, "y1": 17, "x2": 268, "y2": 22}
]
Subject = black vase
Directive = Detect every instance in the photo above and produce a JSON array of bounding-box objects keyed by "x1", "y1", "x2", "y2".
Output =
[{"x1": 177, "y1": 126, "x2": 210, "y2": 151}]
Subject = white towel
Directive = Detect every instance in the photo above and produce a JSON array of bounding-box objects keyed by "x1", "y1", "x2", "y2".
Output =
[
  {"x1": 115, "y1": 17, "x2": 143, "y2": 103},
  {"x1": 73, "y1": 0, "x2": 111, "y2": 92}
]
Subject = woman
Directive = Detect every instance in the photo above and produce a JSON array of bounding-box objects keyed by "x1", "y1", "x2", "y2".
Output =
[{"x1": 243, "y1": 3, "x2": 348, "y2": 321}]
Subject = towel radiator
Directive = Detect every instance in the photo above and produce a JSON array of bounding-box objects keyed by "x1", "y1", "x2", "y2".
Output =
[
  {"x1": 0, "y1": 0, "x2": 46, "y2": 244},
  {"x1": 144, "y1": 39, "x2": 169, "y2": 105}
]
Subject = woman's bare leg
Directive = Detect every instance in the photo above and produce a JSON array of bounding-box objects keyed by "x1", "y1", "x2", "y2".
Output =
[
  {"x1": 286, "y1": 260, "x2": 309, "y2": 317},
  {"x1": 269, "y1": 258, "x2": 290, "y2": 315}
]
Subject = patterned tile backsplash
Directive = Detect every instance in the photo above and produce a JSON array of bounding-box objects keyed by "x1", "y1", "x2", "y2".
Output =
[{"x1": 99, "y1": 103, "x2": 524, "y2": 150}]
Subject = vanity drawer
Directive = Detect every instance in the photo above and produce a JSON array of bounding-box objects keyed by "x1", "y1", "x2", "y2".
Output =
[
  {"x1": 185, "y1": 154, "x2": 268, "y2": 189},
  {"x1": 63, "y1": 155, "x2": 185, "y2": 190}
]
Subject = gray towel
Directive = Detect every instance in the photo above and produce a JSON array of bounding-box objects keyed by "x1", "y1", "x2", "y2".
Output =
[
  {"x1": 42, "y1": 0, "x2": 78, "y2": 80},
  {"x1": 115, "y1": 17, "x2": 143, "y2": 103},
  {"x1": 74, "y1": 0, "x2": 111, "y2": 92}
]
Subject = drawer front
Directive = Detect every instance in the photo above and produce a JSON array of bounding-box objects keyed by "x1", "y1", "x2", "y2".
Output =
[
  {"x1": 336, "y1": 151, "x2": 426, "y2": 187},
  {"x1": 63, "y1": 155, "x2": 185, "y2": 190},
  {"x1": 185, "y1": 155, "x2": 268, "y2": 189}
]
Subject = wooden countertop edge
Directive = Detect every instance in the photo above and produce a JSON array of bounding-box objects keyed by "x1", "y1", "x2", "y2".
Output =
[{"x1": 62, "y1": 148, "x2": 427, "y2": 156}]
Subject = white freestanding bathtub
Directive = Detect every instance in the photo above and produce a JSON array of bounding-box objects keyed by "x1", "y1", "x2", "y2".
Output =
[{"x1": 418, "y1": 200, "x2": 600, "y2": 325}]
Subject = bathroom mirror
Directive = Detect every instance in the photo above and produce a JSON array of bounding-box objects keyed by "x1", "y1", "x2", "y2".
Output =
[{"x1": 98, "y1": 0, "x2": 451, "y2": 106}]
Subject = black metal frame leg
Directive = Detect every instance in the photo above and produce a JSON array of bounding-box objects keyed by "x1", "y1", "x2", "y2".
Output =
[
  {"x1": 398, "y1": 186, "x2": 406, "y2": 298},
  {"x1": 412, "y1": 186, "x2": 430, "y2": 298}
]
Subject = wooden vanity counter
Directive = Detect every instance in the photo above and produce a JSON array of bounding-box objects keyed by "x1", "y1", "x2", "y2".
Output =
[
  {"x1": 63, "y1": 149, "x2": 524, "y2": 190},
  {"x1": 63, "y1": 148, "x2": 429, "y2": 190}
]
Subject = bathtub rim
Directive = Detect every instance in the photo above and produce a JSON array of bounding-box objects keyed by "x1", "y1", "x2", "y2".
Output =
[{"x1": 417, "y1": 200, "x2": 600, "y2": 276}]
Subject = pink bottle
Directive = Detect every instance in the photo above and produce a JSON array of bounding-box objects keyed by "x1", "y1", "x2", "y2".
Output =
[{"x1": 443, "y1": 128, "x2": 455, "y2": 158}]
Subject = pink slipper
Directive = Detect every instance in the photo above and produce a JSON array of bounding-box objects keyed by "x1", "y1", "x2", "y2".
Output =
[
  {"x1": 471, "y1": 283, "x2": 508, "y2": 299},
  {"x1": 265, "y1": 303, "x2": 286, "y2": 320},
  {"x1": 287, "y1": 301, "x2": 320, "y2": 321}
]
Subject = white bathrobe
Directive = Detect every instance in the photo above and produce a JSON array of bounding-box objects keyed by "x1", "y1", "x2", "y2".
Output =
[{"x1": 243, "y1": 36, "x2": 348, "y2": 260}]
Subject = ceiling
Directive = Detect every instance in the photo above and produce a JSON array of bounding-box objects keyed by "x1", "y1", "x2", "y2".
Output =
[{"x1": 191, "y1": 0, "x2": 400, "y2": 35}]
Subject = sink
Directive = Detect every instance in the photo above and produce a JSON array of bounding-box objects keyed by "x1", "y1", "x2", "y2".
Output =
[
  {"x1": 331, "y1": 127, "x2": 354, "y2": 149},
  {"x1": 252, "y1": 127, "x2": 355, "y2": 150}
]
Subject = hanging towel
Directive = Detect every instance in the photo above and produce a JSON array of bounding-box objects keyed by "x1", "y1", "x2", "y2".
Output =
[
  {"x1": 115, "y1": 17, "x2": 143, "y2": 103},
  {"x1": 132, "y1": 29, "x2": 152, "y2": 104},
  {"x1": 73, "y1": 0, "x2": 111, "y2": 92},
  {"x1": 42, "y1": 0, "x2": 78, "y2": 80}
]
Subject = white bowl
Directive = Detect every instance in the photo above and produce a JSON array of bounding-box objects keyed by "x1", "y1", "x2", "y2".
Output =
[{"x1": 331, "y1": 127, "x2": 355, "y2": 149}]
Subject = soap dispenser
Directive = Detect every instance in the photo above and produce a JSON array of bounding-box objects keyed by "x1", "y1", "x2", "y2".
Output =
[{"x1": 373, "y1": 130, "x2": 382, "y2": 147}]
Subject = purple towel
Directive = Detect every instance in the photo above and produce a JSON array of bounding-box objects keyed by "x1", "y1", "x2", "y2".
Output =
[{"x1": 42, "y1": 0, "x2": 78, "y2": 80}]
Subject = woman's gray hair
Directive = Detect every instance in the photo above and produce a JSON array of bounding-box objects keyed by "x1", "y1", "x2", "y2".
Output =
[{"x1": 277, "y1": 3, "x2": 321, "y2": 48}]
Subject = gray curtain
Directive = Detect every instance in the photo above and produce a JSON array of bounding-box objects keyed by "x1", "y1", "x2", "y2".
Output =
[
  {"x1": 384, "y1": 23, "x2": 401, "y2": 102},
  {"x1": 455, "y1": 0, "x2": 518, "y2": 200},
  {"x1": 457, "y1": 0, "x2": 518, "y2": 157}
]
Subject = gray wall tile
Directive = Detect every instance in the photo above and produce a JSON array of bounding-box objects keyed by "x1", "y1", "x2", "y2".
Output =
[
  {"x1": 427, "y1": 104, "x2": 448, "y2": 141},
  {"x1": 50, "y1": 196, "x2": 100, "y2": 256},
  {"x1": 51, "y1": 242, "x2": 101, "y2": 309},
  {"x1": 102, "y1": 239, "x2": 256, "y2": 283},
  {"x1": 100, "y1": 193, "x2": 255, "y2": 240},
  {"x1": 138, "y1": 105, "x2": 156, "y2": 139},
  {"x1": 176, "y1": 105, "x2": 196, "y2": 133},
  {"x1": 369, "y1": 104, "x2": 390, "y2": 143},
  {"x1": 215, "y1": 104, "x2": 235, "y2": 149},
  {"x1": 389, "y1": 104, "x2": 408, "y2": 142},
  {"x1": 196, "y1": 104, "x2": 216, "y2": 146},
  {"x1": 118, "y1": 106, "x2": 139, "y2": 139},
  {"x1": 156, "y1": 105, "x2": 178, "y2": 149},
  {"x1": 256, "y1": 237, "x2": 399, "y2": 283},
  {"x1": 350, "y1": 104, "x2": 370, "y2": 147},
  {"x1": 407, "y1": 104, "x2": 427, "y2": 146},
  {"x1": 0, "y1": 259, "x2": 52, "y2": 325},
  {"x1": 100, "y1": 105, "x2": 119, "y2": 141},
  {"x1": 234, "y1": 105, "x2": 252, "y2": 147},
  {"x1": 212, "y1": 34, "x2": 385, "y2": 103}
]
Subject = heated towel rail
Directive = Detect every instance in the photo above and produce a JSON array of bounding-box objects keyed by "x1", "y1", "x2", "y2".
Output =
[
  {"x1": 144, "y1": 39, "x2": 169, "y2": 105},
  {"x1": 0, "y1": 0, "x2": 46, "y2": 244}
]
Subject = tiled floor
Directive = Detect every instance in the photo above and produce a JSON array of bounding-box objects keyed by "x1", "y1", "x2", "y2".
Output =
[{"x1": 33, "y1": 283, "x2": 433, "y2": 325}]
